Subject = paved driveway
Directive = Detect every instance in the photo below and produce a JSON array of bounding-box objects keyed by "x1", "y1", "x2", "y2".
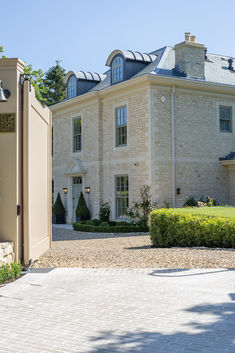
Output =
[{"x1": 0, "y1": 268, "x2": 234, "y2": 353}]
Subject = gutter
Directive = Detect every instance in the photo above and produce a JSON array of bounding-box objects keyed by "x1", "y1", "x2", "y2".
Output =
[
  {"x1": 171, "y1": 86, "x2": 176, "y2": 208},
  {"x1": 51, "y1": 73, "x2": 235, "y2": 113}
]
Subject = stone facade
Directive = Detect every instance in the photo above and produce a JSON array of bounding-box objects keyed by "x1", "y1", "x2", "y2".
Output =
[
  {"x1": 51, "y1": 36, "x2": 235, "y2": 222},
  {"x1": 0, "y1": 242, "x2": 14, "y2": 266}
]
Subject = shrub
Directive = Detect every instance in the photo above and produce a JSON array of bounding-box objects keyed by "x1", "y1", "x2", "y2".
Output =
[
  {"x1": 99, "y1": 202, "x2": 110, "y2": 222},
  {"x1": 73, "y1": 222, "x2": 148, "y2": 233},
  {"x1": 127, "y1": 185, "x2": 157, "y2": 228},
  {"x1": 116, "y1": 221, "x2": 129, "y2": 226},
  {"x1": 93, "y1": 219, "x2": 101, "y2": 226},
  {"x1": 76, "y1": 191, "x2": 90, "y2": 221},
  {"x1": 53, "y1": 192, "x2": 65, "y2": 223},
  {"x1": 109, "y1": 221, "x2": 117, "y2": 226},
  {"x1": 86, "y1": 220, "x2": 94, "y2": 225},
  {"x1": 0, "y1": 261, "x2": 22, "y2": 284},
  {"x1": 150, "y1": 209, "x2": 235, "y2": 248},
  {"x1": 206, "y1": 196, "x2": 218, "y2": 207},
  {"x1": 100, "y1": 221, "x2": 110, "y2": 227},
  {"x1": 184, "y1": 196, "x2": 198, "y2": 207}
]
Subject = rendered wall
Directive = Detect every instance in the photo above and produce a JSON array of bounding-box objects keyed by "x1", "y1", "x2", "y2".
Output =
[
  {"x1": 0, "y1": 59, "x2": 51, "y2": 264},
  {"x1": 0, "y1": 59, "x2": 24, "y2": 261}
]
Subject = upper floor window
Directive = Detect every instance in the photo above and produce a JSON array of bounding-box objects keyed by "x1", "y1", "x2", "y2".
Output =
[
  {"x1": 73, "y1": 117, "x2": 81, "y2": 152},
  {"x1": 116, "y1": 106, "x2": 127, "y2": 147},
  {"x1": 220, "y1": 106, "x2": 232, "y2": 132},
  {"x1": 112, "y1": 57, "x2": 123, "y2": 83},
  {"x1": 67, "y1": 76, "x2": 76, "y2": 99}
]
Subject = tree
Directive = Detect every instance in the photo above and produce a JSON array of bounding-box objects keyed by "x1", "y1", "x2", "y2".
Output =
[
  {"x1": 24, "y1": 64, "x2": 49, "y2": 105},
  {"x1": 53, "y1": 192, "x2": 66, "y2": 224},
  {"x1": 76, "y1": 192, "x2": 90, "y2": 221},
  {"x1": 0, "y1": 45, "x2": 6, "y2": 58},
  {"x1": 43, "y1": 61, "x2": 66, "y2": 106},
  {"x1": 127, "y1": 185, "x2": 157, "y2": 228}
]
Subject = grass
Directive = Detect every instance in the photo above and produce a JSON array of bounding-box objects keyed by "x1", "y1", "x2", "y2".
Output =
[{"x1": 171, "y1": 206, "x2": 235, "y2": 219}]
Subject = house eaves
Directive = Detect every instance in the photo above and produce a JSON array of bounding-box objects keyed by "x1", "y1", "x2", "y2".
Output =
[{"x1": 51, "y1": 73, "x2": 235, "y2": 112}]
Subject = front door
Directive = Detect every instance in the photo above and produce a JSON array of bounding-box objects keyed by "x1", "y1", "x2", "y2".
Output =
[{"x1": 72, "y1": 176, "x2": 82, "y2": 222}]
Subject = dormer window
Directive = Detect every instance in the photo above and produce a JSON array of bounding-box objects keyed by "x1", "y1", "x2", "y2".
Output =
[
  {"x1": 112, "y1": 57, "x2": 123, "y2": 83},
  {"x1": 67, "y1": 76, "x2": 76, "y2": 98}
]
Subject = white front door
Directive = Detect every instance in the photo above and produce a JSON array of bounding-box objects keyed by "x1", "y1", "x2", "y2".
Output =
[{"x1": 72, "y1": 176, "x2": 82, "y2": 222}]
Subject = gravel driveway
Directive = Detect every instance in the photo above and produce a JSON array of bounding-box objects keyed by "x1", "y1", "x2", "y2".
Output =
[{"x1": 33, "y1": 227, "x2": 235, "y2": 268}]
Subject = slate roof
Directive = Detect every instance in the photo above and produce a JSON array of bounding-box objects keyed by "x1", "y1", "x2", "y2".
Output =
[
  {"x1": 64, "y1": 71, "x2": 106, "y2": 83},
  {"x1": 91, "y1": 46, "x2": 235, "y2": 92},
  {"x1": 136, "y1": 46, "x2": 235, "y2": 86},
  {"x1": 106, "y1": 49, "x2": 157, "y2": 66},
  {"x1": 219, "y1": 152, "x2": 235, "y2": 161}
]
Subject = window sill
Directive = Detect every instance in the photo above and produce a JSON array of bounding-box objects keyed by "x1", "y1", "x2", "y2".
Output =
[
  {"x1": 72, "y1": 151, "x2": 83, "y2": 155},
  {"x1": 114, "y1": 145, "x2": 128, "y2": 150}
]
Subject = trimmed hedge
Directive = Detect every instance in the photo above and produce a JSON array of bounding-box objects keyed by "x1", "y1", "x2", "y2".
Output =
[
  {"x1": 150, "y1": 209, "x2": 235, "y2": 248},
  {"x1": 73, "y1": 222, "x2": 148, "y2": 233}
]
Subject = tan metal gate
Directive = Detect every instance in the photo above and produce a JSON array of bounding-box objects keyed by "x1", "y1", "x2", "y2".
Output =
[{"x1": 23, "y1": 80, "x2": 52, "y2": 263}]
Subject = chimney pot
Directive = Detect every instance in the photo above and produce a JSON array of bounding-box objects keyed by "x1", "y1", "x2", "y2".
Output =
[
  {"x1": 185, "y1": 32, "x2": 191, "y2": 41},
  {"x1": 190, "y1": 35, "x2": 196, "y2": 42},
  {"x1": 228, "y1": 58, "x2": 234, "y2": 70}
]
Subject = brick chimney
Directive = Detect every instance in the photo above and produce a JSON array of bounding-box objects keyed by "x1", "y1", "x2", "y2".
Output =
[{"x1": 174, "y1": 33, "x2": 206, "y2": 79}]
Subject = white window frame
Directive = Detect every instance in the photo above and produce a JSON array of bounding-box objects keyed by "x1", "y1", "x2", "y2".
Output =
[
  {"x1": 115, "y1": 106, "x2": 127, "y2": 147},
  {"x1": 67, "y1": 76, "x2": 76, "y2": 99},
  {"x1": 112, "y1": 56, "x2": 123, "y2": 83},
  {"x1": 72, "y1": 116, "x2": 82, "y2": 153},
  {"x1": 115, "y1": 175, "x2": 129, "y2": 219},
  {"x1": 219, "y1": 105, "x2": 232, "y2": 133}
]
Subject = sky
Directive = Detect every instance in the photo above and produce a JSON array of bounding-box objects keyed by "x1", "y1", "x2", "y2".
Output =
[{"x1": 1, "y1": 0, "x2": 235, "y2": 74}]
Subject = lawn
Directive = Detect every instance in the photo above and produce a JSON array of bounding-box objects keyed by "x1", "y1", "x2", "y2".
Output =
[{"x1": 172, "y1": 206, "x2": 235, "y2": 219}]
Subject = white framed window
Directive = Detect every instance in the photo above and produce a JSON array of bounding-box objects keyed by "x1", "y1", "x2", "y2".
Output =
[
  {"x1": 112, "y1": 56, "x2": 123, "y2": 83},
  {"x1": 220, "y1": 106, "x2": 232, "y2": 132},
  {"x1": 116, "y1": 106, "x2": 127, "y2": 146},
  {"x1": 115, "y1": 175, "x2": 129, "y2": 218},
  {"x1": 73, "y1": 117, "x2": 82, "y2": 152},
  {"x1": 67, "y1": 76, "x2": 76, "y2": 98}
]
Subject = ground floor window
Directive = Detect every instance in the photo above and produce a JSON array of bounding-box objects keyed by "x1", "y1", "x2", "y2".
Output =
[{"x1": 115, "y1": 175, "x2": 128, "y2": 218}]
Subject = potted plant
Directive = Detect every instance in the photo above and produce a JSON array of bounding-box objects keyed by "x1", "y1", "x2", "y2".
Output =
[{"x1": 53, "y1": 192, "x2": 66, "y2": 224}]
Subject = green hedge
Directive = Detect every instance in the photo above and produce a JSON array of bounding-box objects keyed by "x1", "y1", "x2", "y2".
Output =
[
  {"x1": 73, "y1": 222, "x2": 148, "y2": 233},
  {"x1": 0, "y1": 262, "x2": 22, "y2": 284},
  {"x1": 150, "y1": 209, "x2": 235, "y2": 248}
]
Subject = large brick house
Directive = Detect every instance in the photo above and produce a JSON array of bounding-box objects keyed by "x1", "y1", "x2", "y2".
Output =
[{"x1": 51, "y1": 33, "x2": 235, "y2": 223}]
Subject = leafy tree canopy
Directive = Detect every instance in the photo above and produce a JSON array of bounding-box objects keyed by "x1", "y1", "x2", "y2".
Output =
[
  {"x1": 24, "y1": 61, "x2": 66, "y2": 106},
  {"x1": 1, "y1": 45, "x2": 66, "y2": 107},
  {"x1": 0, "y1": 45, "x2": 7, "y2": 58},
  {"x1": 24, "y1": 64, "x2": 49, "y2": 105},
  {"x1": 43, "y1": 60, "x2": 66, "y2": 106}
]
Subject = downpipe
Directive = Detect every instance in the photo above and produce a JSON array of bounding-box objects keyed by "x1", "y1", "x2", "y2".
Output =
[{"x1": 171, "y1": 86, "x2": 176, "y2": 208}]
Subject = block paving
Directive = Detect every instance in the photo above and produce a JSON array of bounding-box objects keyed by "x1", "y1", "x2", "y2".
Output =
[{"x1": 0, "y1": 268, "x2": 234, "y2": 352}]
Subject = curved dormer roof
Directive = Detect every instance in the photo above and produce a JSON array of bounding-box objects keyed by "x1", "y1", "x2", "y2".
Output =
[
  {"x1": 64, "y1": 71, "x2": 106, "y2": 84},
  {"x1": 106, "y1": 49, "x2": 157, "y2": 66}
]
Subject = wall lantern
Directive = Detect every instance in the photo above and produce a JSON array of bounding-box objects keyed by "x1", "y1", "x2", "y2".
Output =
[
  {"x1": 63, "y1": 187, "x2": 68, "y2": 194},
  {"x1": 0, "y1": 80, "x2": 11, "y2": 102},
  {"x1": 85, "y1": 186, "x2": 90, "y2": 194}
]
